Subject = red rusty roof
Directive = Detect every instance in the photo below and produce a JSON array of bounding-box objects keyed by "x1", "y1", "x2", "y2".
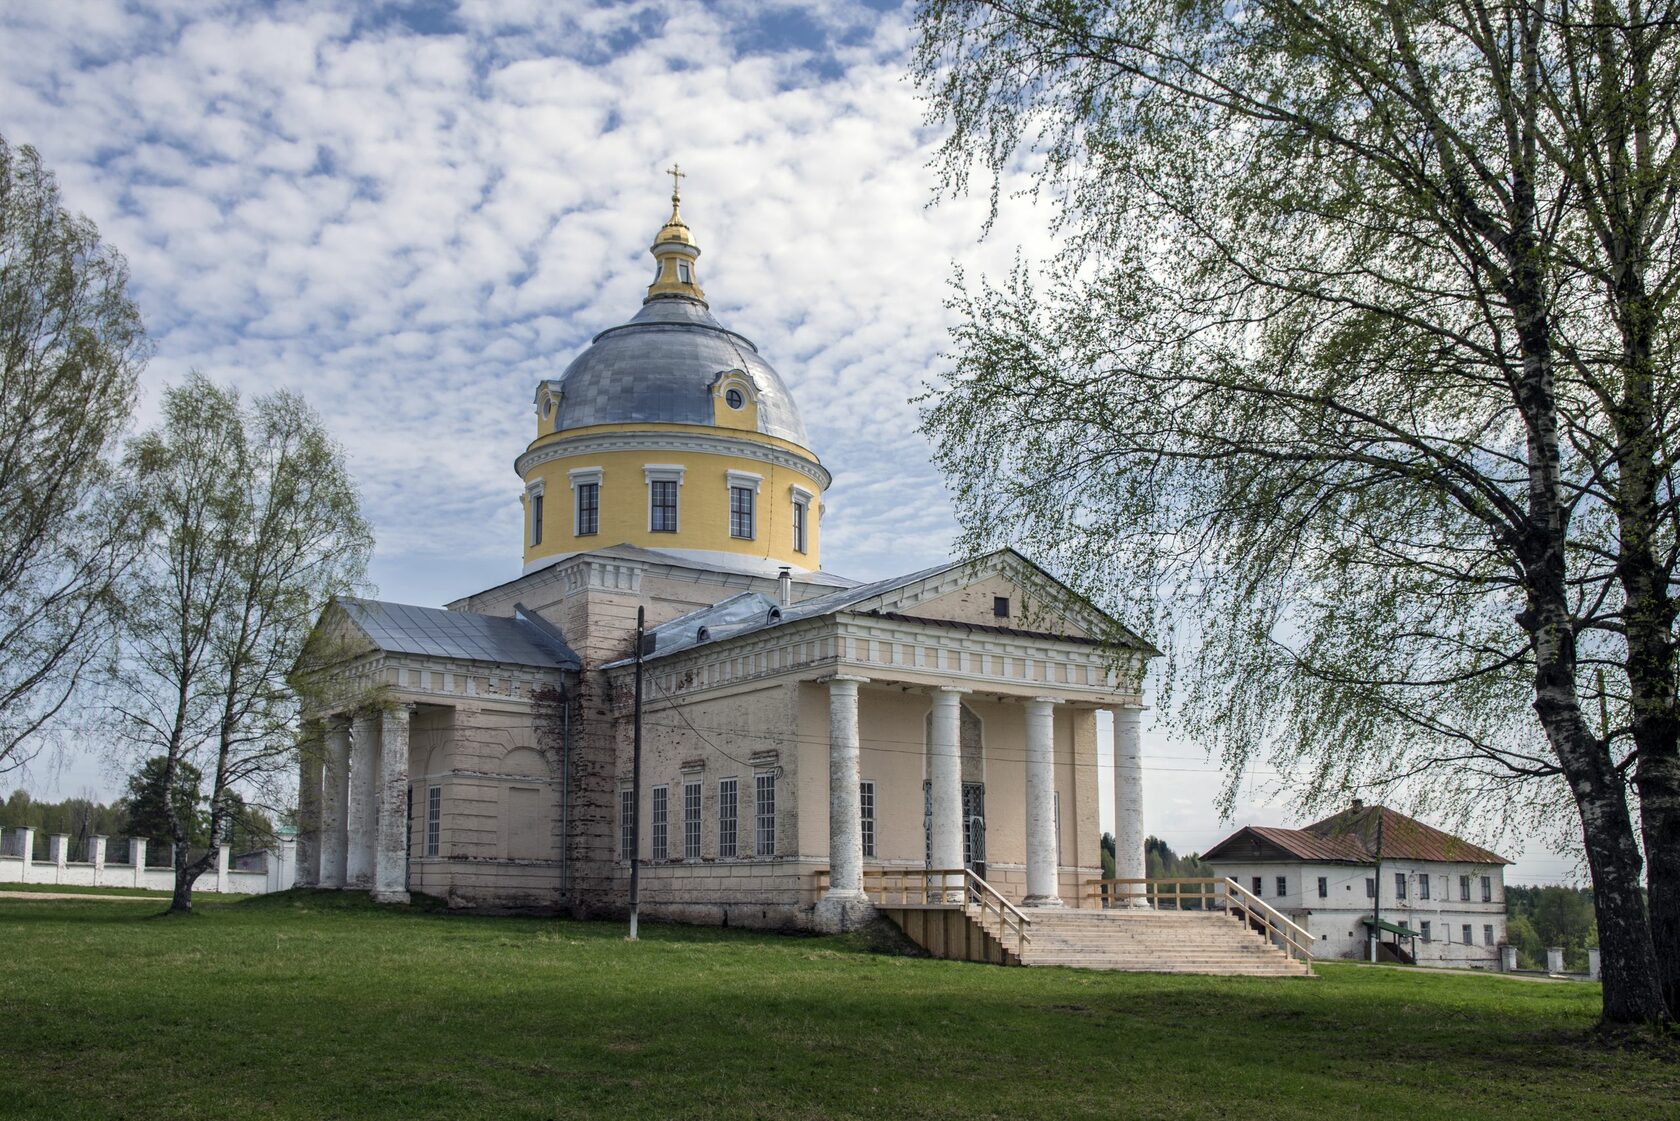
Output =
[{"x1": 1203, "y1": 804, "x2": 1510, "y2": 866}]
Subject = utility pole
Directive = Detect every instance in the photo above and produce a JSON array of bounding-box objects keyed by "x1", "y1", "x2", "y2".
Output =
[{"x1": 628, "y1": 606, "x2": 648, "y2": 941}]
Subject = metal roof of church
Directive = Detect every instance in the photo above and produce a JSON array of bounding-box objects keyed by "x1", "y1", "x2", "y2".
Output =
[
  {"x1": 551, "y1": 298, "x2": 812, "y2": 448},
  {"x1": 336, "y1": 598, "x2": 579, "y2": 670}
]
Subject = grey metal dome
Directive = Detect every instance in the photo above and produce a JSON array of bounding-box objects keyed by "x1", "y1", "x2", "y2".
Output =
[{"x1": 553, "y1": 298, "x2": 812, "y2": 449}]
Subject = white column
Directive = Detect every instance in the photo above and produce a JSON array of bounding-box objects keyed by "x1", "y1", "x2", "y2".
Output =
[
  {"x1": 90, "y1": 835, "x2": 107, "y2": 887},
  {"x1": 373, "y1": 704, "x2": 413, "y2": 904},
  {"x1": 294, "y1": 721, "x2": 323, "y2": 889},
  {"x1": 822, "y1": 676, "x2": 869, "y2": 907},
  {"x1": 319, "y1": 718, "x2": 351, "y2": 888},
  {"x1": 928, "y1": 688, "x2": 968, "y2": 874},
  {"x1": 345, "y1": 709, "x2": 380, "y2": 890},
  {"x1": 1111, "y1": 705, "x2": 1147, "y2": 905},
  {"x1": 1023, "y1": 697, "x2": 1062, "y2": 906}
]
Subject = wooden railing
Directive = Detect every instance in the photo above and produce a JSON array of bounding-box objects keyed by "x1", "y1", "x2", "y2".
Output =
[
  {"x1": 813, "y1": 867, "x2": 1032, "y2": 957},
  {"x1": 1084, "y1": 876, "x2": 1315, "y2": 966}
]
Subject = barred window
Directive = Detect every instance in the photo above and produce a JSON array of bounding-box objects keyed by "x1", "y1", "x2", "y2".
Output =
[
  {"x1": 754, "y1": 772, "x2": 776, "y2": 856},
  {"x1": 1459, "y1": 874, "x2": 1471, "y2": 901},
  {"x1": 1395, "y1": 872, "x2": 1407, "y2": 899},
  {"x1": 730, "y1": 486, "x2": 755, "y2": 539},
  {"x1": 620, "y1": 788, "x2": 634, "y2": 861},
  {"x1": 683, "y1": 781, "x2": 701, "y2": 860},
  {"x1": 1420, "y1": 875, "x2": 1431, "y2": 900},
  {"x1": 718, "y1": 778, "x2": 739, "y2": 859},
  {"x1": 1462, "y1": 923, "x2": 1473, "y2": 944},
  {"x1": 651, "y1": 785, "x2": 669, "y2": 861},
  {"x1": 860, "y1": 780, "x2": 875, "y2": 859},
  {"x1": 1481, "y1": 875, "x2": 1493, "y2": 902},
  {"x1": 425, "y1": 786, "x2": 441, "y2": 857},
  {"x1": 577, "y1": 482, "x2": 600, "y2": 536},
  {"x1": 650, "y1": 479, "x2": 678, "y2": 532}
]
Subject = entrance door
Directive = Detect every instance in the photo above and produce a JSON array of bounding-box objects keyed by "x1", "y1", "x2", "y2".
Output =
[{"x1": 962, "y1": 783, "x2": 986, "y2": 880}]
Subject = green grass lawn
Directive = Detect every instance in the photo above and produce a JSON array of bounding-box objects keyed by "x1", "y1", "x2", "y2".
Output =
[{"x1": 0, "y1": 892, "x2": 1673, "y2": 1120}]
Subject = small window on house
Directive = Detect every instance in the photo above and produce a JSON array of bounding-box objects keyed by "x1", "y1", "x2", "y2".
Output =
[
  {"x1": 725, "y1": 387, "x2": 744, "y2": 410},
  {"x1": 860, "y1": 780, "x2": 876, "y2": 859},
  {"x1": 754, "y1": 772, "x2": 776, "y2": 856},
  {"x1": 1317, "y1": 876, "x2": 1328, "y2": 899},
  {"x1": 683, "y1": 781, "x2": 701, "y2": 861},
  {"x1": 1395, "y1": 872, "x2": 1407, "y2": 900},
  {"x1": 1421, "y1": 920, "x2": 1432, "y2": 943},
  {"x1": 993, "y1": 596, "x2": 1009, "y2": 618},
  {"x1": 576, "y1": 482, "x2": 600, "y2": 536},
  {"x1": 730, "y1": 486, "x2": 755, "y2": 539},
  {"x1": 650, "y1": 479, "x2": 678, "y2": 533},
  {"x1": 1462, "y1": 923, "x2": 1473, "y2": 944},
  {"x1": 1420, "y1": 874, "x2": 1431, "y2": 900},
  {"x1": 620, "y1": 788, "x2": 634, "y2": 862},
  {"x1": 718, "y1": 778, "x2": 739, "y2": 859},
  {"x1": 1252, "y1": 876, "x2": 1263, "y2": 896},
  {"x1": 530, "y1": 493, "x2": 544, "y2": 546},
  {"x1": 1365, "y1": 877, "x2": 1376, "y2": 899},
  {"x1": 1275, "y1": 876, "x2": 1287, "y2": 898},
  {"x1": 1481, "y1": 875, "x2": 1492, "y2": 902},
  {"x1": 425, "y1": 786, "x2": 441, "y2": 857},
  {"x1": 1459, "y1": 874, "x2": 1471, "y2": 901},
  {"x1": 1483, "y1": 923, "x2": 1494, "y2": 946},
  {"x1": 651, "y1": 786, "x2": 669, "y2": 861}
]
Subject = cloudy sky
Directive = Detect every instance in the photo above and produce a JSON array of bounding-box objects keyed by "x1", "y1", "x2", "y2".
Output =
[{"x1": 0, "y1": 0, "x2": 1577, "y2": 882}]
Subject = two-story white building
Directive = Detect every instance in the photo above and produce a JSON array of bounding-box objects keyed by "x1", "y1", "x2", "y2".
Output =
[{"x1": 1203, "y1": 801, "x2": 1510, "y2": 968}]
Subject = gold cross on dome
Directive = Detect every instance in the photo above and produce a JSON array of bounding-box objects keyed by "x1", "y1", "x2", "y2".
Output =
[{"x1": 667, "y1": 163, "x2": 685, "y2": 198}]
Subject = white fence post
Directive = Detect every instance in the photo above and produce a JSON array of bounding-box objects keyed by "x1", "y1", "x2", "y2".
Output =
[
  {"x1": 1588, "y1": 947, "x2": 1601, "y2": 980},
  {"x1": 129, "y1": 838, "x2": 147, "y2": 887},
  {"x1": 90, "y1": 835, "x2": 107, "y2": 885},
  {"x1": 1546, "y1": 946, "x2": 1565, "y2": 973},
  {"x1": 49, "y1": 834, "x2": 68, "y2": 884},
  {"x1": 17, "y1": 827, "x2": 34, "y2": 883},
  {"x1": 1499, "y1": 945, "x2": 1517, "y2": 972}
]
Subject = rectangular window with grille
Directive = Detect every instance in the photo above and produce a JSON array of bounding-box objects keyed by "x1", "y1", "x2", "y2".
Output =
[
  {"x1": 1462, "y1": 923, "x2": 1473, "y2": 944},
  {"x1": 425, "y1": 786, "x2": 441, "y2": 857},
  {"x1": 577, "y1": 482, "x2": 600, "y2": 536},
  {"x1": 651, "y1": 785, "x2": 668, "y2": 860},
  {"x1": 1481, "y1": 875, "x2": 1493, "y2": 902},
  {"x1": 860, "y1": 780, "x2": 875, "y2": 858},
  {"x1": 754, "y1": 772, "x2": 775, "y2": 856},
  {"x1": 1365, "y1": 877, "x2": 1376, "y2": 898},
  {"x1": 683, "y1": 780, "x2": 701, "y2": 860},
  {"x1": 1459, "y1": 874, "x2": 1471, "y2": 901},
  {"x1": 1483, "y1": 923, "x2": 1494, "y2": 945},
  {"x1": 620, "y1": 788, "x2": 634, "y2": 861},
  {"x1": 1276, "y1": 876, "x2": 1287, "y2": 898},
  {"x1": 1420, "y1": 875, "x2": 1431, "y2": 900},
  {"x1": 730, "y1": 486, "x2": 755, "y2": 539},
  {"x1": 792, "y1": 498, "x2": 807, "y2": 553},
  {"x1": 1252, "y1": 876, "x2": 1263, "y2": 895},
  {"x1": 718, "y1": 777, "x2": 738, "y2": 858},
  {"x1": 1421, "y1": 920, "x2": 1432, "y2": 942},
  {"x1": 530, "y1": 494, "x2": 543, "y2": 545},
  {"x1": 650, "y1": 480, "x2": 678, "y2": 532},
  {"x1": 1395, "y1": 872, "x2": 1407, "y2": 899}
]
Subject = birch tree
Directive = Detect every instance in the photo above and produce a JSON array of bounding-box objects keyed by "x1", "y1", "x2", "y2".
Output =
[
  {"x1": 0, "y1": 135, "x2": 146, "y2": 772},
  {"x1": 120, "y1": 374, "x2": 371, "y2": 912},
  {"x1": 913, "y1": 0, "x2": 1680, "y2": 1023}
]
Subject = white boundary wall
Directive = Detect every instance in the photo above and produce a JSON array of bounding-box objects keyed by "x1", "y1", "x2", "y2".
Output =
[{"x1": 0, "y1": 827, "x2": 296, "y2": 894}]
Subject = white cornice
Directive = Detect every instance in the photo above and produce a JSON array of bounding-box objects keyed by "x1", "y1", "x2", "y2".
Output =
[{"x1": 517, "y1": 430, "x2": 831, "y2": 490}]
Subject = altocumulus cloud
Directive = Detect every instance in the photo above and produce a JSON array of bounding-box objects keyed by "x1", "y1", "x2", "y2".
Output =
[{"x1": 0, "y1": 0, "x2": 1046, "y2": 607}]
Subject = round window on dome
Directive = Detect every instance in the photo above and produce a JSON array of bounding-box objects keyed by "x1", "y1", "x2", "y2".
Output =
[{"x1": 725, "y1": 388, "x2": 745, "y2": 410}]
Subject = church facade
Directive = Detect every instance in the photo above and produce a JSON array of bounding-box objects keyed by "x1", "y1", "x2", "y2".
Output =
[{"x1": 294, "y1": 181, "x2": 1156, "y2": 931}]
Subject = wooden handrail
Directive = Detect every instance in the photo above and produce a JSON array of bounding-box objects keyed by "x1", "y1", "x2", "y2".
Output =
[
  {"x1": 811, "y1": 867, "x2": 1033, "y2": 958},
  {"x1": 1221, "y1": 877, "x2": 1315, "y2": 964}
]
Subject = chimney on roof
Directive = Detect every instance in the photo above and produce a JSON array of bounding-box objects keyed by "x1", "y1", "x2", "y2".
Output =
[
  {"x1": 777, "y1": 566, "x2": 792, "y2": 607},
  {"x1": 1351, "y1": 797, "x2": 1364, "y2": 811}
]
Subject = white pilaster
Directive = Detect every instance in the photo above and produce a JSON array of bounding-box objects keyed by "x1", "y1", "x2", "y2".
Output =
[
  {"x1": 1023, "y1": 697, "x2": 1062, "y2": 906},
  {"x1": 1111, "y1": 705, "x2": 1147, "y2": 905},
  {"x1": 319, "y1": 718, "x2": 351, "y2": 889},
  {"x1": 823, "y1": 676, "x2": 869, "y2": 893},
  {"x1": 373, "y1": 704, "x2": 413, "y2": 904},
  {"x1": 928, "y1": 687, "x2": 968, "y2": 893},
  {"x1": 345, "y1": 709, "x2": 380, "y2": 890}
]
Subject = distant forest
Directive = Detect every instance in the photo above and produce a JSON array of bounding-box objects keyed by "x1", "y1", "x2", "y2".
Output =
[
  {"x1": 1, "y1": 782, "x2": 276, "y2": 863},
  {"x1": 1506, "y1": 885, "x2": 1597, "y2": 972},
  {"x1": 1101, "y1": 834, "x2": 1214, "y2": 880}
]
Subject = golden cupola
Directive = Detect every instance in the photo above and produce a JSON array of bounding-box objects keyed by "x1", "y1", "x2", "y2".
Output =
[{"x1": 514, "y1": 170, "x2": 831, "y2": 579}]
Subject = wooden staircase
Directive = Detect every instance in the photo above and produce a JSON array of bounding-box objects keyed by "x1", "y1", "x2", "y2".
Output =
[{"x1": 817, "y1": 868, "x2": 1315, "y2": 977}]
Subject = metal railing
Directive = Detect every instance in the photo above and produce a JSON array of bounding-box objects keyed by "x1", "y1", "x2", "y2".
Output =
[
  {"x1": 1084, "y1": 875, "x2": 1315, "y2": 966},
  {"x1": 814, "y1": 866, "x2": 1033, "y2": 957}
]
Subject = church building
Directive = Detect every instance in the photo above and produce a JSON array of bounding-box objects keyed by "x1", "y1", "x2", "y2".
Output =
[{"x1": 294, "y1": 178, "x2": 1158, "y2": 934}]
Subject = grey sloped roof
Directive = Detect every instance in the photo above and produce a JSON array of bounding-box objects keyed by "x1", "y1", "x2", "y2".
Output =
[
  {"x1": 337, "y1": 598, "x2": 579, "y2": 670},
  {"x1": 552, "y1": 297, "x2": 812, "y2": 448}
]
